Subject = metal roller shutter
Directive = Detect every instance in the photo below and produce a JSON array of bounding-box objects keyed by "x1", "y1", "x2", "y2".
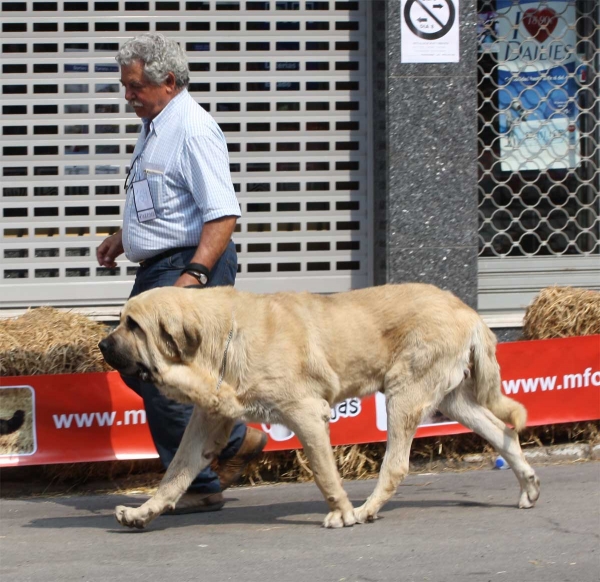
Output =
[{"x1": 1, "y1": 0, "x2": 372, "y2": 309}]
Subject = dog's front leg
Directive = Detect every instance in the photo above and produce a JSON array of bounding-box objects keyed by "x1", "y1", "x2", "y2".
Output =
[
  {"x1": 283, "y1": 398, "x2": 356, "y2": 529},
  {"x1": 115, "y1": 406, "x2": 233, "y2": 529},
  {"x1": 160, "y1": 364, "x2": 245, "y2": 419}
]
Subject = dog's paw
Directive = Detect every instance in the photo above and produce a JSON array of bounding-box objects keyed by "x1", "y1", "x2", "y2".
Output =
[
  {"x1": 323, "y1": 508, "x2": 356, "y2": 529},
  {"x1": 115, "y1": 504, "x2": 154, "y2": 529},
  {"x1": 353, "y1": 503, "x2": 378, "y2": 524},
  {"x1": 518, "y1": 474, "x2": 541, "y2": 509}
]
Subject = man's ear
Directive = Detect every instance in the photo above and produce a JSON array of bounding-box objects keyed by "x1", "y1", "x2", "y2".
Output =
[
  {"x1": 164, "y1": 71, "x2": 177, "y2": 94},
  {"x1": 158, "y1": 315, "x2": 201, "y2": 363}
]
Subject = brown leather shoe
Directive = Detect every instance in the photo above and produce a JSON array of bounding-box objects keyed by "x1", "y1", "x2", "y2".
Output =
[
  {"x1": 166, "y1": 492, "x2": 224, "y2": 516},
  {"x1": 216, "y1": 427, "x2": 268, "y2": 490}
]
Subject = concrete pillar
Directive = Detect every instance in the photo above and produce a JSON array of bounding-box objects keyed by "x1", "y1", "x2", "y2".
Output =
[{"x1": 372, "y1": 0, "x2": 479, "y2": 308}]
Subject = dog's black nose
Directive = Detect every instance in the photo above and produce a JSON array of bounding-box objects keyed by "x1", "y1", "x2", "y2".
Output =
[{"x1": 98, "y1": 338, "x2": 111, "y2": 355}]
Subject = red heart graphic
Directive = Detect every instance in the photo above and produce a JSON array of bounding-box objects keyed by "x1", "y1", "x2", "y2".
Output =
[{"x1": 522, "y1": 8, "x2": 558, "y2": 43}]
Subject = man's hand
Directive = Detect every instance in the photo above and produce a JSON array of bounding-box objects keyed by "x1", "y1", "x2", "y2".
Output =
[{"x1": 97, "y1": 230, "x2": 124, "y2": 268}]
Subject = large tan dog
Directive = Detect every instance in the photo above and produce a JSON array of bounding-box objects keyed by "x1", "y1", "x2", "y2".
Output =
[{"x1": 99, "y1": 283, "x2": 540, "y2": 530}]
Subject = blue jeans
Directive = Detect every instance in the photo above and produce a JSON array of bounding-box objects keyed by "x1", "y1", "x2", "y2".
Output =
[{"x1": 121, "y1": 241, "x2": 246, "y2": 494}]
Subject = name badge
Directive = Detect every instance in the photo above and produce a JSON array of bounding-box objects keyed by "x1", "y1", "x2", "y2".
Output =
[{"x1": 131, "y1": 179, "x2": 157, "y2": 222}]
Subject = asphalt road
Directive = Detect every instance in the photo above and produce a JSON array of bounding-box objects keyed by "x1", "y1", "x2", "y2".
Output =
[{"x1": 1, "y1": 462, "x2": 599, "y2": 582}]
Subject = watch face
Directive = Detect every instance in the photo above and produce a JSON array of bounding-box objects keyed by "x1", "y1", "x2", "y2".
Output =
[{"x1": 185, "y1": 267, "x2": 208, "y2": 285}]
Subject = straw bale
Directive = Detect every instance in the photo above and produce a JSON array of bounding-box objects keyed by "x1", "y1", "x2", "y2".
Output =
[
  {"x1": 0, "y1": 307, "x2": 112, "y2": 376},
  {"x1": 522, "y1": 286, "x2": 600, "y2": 340}
]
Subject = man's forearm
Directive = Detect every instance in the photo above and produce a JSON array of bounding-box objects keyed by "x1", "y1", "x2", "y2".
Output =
[{"x1": 190, "y1": 216, "x2": 237, "y2": 270}]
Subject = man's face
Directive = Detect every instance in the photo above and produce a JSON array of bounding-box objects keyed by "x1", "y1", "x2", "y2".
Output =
[{"x1": 120, "y1": 60, "x2": 176, "y2": 120}]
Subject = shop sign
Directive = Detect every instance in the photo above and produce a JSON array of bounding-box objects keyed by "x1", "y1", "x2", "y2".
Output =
[{"x1": 1, "y1": 335, "x2": 598, "y2": 465}]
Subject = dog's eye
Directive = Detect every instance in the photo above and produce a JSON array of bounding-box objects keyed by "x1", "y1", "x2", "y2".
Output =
[{"x1": 126, "y1": 316, "x2": 140, "y2": 331}]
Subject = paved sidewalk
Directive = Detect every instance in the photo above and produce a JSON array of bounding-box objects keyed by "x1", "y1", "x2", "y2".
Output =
[{"x1": 1, "y1": 462, "x2": 599, "y2": 582}]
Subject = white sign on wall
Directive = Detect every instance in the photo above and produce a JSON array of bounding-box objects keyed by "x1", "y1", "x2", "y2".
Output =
[{"x1": 401, "y1": 0, "x2": 460, "y2": 63}]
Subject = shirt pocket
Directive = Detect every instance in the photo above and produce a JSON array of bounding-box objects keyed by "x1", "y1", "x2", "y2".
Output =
[{"x1": 143, "y1": 165, "x2": 165, "y2": 215}]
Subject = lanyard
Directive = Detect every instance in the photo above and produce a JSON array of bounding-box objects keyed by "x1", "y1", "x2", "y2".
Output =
[{"x1": 124, "y1": 121, "x2": 153, "y2": 192}]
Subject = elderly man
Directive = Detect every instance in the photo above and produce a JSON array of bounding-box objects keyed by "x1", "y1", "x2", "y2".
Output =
[{"x1": 97, "y1": 33, "x2": 266, "y2": 514}]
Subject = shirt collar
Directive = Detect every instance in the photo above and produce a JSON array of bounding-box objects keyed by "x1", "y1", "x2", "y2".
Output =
[{"x1": 142, "y1": 89, "x2": 188, "y2": 137}]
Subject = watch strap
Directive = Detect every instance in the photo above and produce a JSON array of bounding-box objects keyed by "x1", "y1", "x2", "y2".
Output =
[
  {"x1": 183, "y1": 262, "x2": 210, "y2": 285},
  {"x1": 184, "y1": 262, "x2": 210, "y2": 277}
]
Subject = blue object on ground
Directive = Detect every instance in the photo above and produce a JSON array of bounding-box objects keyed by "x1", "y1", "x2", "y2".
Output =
[{"x1": 494, "y1": 456, "x2": 510, "y2": 470}]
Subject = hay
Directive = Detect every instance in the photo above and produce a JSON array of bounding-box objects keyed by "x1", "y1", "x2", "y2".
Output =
[
  {"x1": 242, "y1": 421, "x2": 600, "y2": 486},
  {"x1": 522, "y1": 286, "x2": 600, "y2": 340},
  {"x1": 2, "y1": 421, "x2": 597, "y2": 497},
  {"x1": 241, "y1": 444, "x2": 387, "y2": 485},
  {"x1": 0, "y1": 307, "x2": 112, "y2": 376}
]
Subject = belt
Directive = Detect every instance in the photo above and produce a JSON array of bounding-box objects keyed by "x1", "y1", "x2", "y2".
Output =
[{"x1": 138, "y1": 246, "x2": 196, "y2": 268}]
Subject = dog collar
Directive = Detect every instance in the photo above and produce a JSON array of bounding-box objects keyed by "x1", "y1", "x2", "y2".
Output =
[{"x1": 216, "y1": 315, "x2": 234, "y2": 391}]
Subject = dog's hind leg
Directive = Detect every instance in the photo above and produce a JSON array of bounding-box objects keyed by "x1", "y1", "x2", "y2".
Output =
[
  {"x1": 282, "y1": 397, "x2": 357, "y2": 529},
  {"x1": 438, "y1": 387, "x2": 540, "y2": 509},
  {"x1": 115, "y1": 406, "x2": 234, "y2": 529},
  {"x1": 354, "y1": 374, "x2": 428, "y2": 524}
]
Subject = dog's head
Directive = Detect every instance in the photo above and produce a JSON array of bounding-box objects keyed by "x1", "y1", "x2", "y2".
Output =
[{"x1": 98, "y1": 288, "x2": 202, "y2": 384}]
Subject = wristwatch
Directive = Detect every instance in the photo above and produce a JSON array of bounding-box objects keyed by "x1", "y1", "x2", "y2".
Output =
[{"x1": 183, "y1": 262, "x2": 210, "y2": 286}]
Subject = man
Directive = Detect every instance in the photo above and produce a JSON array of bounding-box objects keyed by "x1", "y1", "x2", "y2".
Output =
[{"x1": 97, "y1": 33, "x2": 266, "y2": 514}]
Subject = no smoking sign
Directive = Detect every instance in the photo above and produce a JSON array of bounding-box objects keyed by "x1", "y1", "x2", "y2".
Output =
[
  {"x1": 401, "y1": 0, "x2": 460, "y2": 63},
  {"x1": 405, "y1": 0, "x2": 456, "y2": 40}
]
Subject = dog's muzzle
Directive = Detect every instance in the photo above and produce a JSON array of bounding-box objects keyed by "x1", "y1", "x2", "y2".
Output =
[
  {"x1": 98, "y1": 337, "x2": 119, "y2": 366},
  {"x1": 98, "y1": 336, "x2": 153, "y2": 382}
]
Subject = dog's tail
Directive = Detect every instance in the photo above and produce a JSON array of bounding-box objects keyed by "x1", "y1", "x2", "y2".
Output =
[{"x1": 470, "y1": 323, "x2": 527, "y2": 432}]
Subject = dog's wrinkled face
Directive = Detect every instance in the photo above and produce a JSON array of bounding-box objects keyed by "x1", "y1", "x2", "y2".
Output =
[{"x1": 98, "y1": 289, "x2": 201, "y2": 384}]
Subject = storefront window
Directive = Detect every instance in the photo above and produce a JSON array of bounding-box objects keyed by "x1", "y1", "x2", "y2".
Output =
[{"x1": 477, "y1": 0, "x2": 599, "y2": 257}]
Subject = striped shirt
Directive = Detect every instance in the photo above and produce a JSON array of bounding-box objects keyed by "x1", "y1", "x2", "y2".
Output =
[{"x1": 122, "y1": 89, "x2": 241, "y2": 263}]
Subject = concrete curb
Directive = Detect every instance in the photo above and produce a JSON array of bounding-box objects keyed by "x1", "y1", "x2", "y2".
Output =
[
  {"x1": 462, "y1": 443, "x2": 596, "y2": 466},
  {"x1": 409, "y1": 443, "x2": 598, "y2": 474},
  {"x1": 1, "y1": 443, "x2": 597, "y2": 500}
]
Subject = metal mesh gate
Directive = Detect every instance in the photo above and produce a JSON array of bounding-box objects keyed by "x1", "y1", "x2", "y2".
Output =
[
  {"x1": 1, "y1": 0, "x2": 371, "y2": 310},
  {"x1": 477, "y1": 0, "x2": 600, "y2": 312}
]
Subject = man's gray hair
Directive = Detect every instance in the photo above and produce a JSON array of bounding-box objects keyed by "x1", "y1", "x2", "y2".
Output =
[{"x1": 116, "y1": 33, "x2": 189, "y2": 88}]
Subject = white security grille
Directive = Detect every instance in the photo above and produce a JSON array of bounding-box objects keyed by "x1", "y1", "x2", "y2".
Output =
[
  {"x1": 477, "y1": 0, "x2": 600, "y2": 312},
  {"x1": 1, "y1": 0, "x2": 371, "y2": 309}
]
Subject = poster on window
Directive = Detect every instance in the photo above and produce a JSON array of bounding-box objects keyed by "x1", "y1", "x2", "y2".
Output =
[
  {"x1": 478, "y1": 8, "x2": 499, "y2": 53},
  {"x1": 496, "y1": 0, "x2": 581, "y2": 172}
]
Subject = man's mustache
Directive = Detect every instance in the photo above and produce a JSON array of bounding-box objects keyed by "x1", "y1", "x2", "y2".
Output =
[{"x1": 128, "y1": 100, "x2": 143, "y2": 107}]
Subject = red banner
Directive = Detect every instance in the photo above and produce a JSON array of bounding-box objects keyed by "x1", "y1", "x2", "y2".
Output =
[{"x1": 1, "y1": 335, "x2": 598, "y2": 466}]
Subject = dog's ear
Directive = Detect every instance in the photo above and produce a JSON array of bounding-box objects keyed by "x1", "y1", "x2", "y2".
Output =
[
  {"x1": 158, "y1": 316, "x2": 201, "y2": 363},
  {"x1": 179, "y1": 321, "x2": 201, "y2": 362}
]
